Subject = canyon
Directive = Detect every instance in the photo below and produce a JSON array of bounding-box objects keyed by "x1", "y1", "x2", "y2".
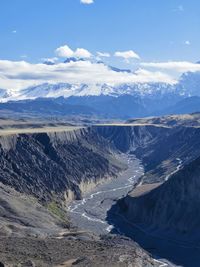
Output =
[{"x1": 1, "y1": 114, "x2": 200, "y2": 266}]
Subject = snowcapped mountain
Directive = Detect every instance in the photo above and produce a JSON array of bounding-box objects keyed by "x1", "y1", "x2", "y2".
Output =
[
  {"x1": 0, "y1": 66, "x2": 200, "y2": 118},
  {"x1": 3, "y1": 68, "x2": 199, "y2": 103},
  {"x1": 1, "y1": 82, "x2": 179, "y2": 102},
  {"x1": 1, "y1": 56, "x2": 200, "y2": 104},
  {"x1": 2, "y1": 58, "x2": 199, "y2": 103},
  {"x1": 178, "y1": 71, "x2": 200, "y2": 96}
]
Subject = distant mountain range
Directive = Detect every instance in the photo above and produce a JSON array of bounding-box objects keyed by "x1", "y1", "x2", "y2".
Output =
[
  {"x1": 1, "y1": 82, "x2": 177, "y2": 101},
  {"x1": 0, "y1": 65, "x2": 200, "y2": 118}
]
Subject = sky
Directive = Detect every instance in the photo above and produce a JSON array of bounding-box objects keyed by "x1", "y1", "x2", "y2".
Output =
[{"x1": 0, "y1": 0, "x2": 200, "y2": 90}]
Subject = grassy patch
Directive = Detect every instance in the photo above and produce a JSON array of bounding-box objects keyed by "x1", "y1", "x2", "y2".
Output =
[{"x1": 47, "y1": 201, "x2": 67, "y2": 221}]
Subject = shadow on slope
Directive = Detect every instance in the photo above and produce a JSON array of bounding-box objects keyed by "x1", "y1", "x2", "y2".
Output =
[
  {"x1": 107, "y1": 200, "x2": 200, "y2": 267},
  {"x1": 106, "y1": 156, "x2": 200, "y2": 267}
]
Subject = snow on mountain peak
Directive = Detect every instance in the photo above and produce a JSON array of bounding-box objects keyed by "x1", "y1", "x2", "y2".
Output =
[
  {"x1": 0, "y1": 82, "x2": 177, "y2": 103},
  {"x1": 1, "y1": 69, "x2": 200, "y2": 102}
]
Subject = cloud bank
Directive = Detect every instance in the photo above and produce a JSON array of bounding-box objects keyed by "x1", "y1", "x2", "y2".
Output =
[
  {"x1": 141, "y1": 61, "x2": 200, "y2": 73},
  {"x1": 1, "y1": 41, "x2": 199, "y2": 91},
  {"x1": 0, "y1": 59, "x2": 176, "y2": 90}
]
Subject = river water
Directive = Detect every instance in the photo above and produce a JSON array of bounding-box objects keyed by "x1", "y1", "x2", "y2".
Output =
[
  {"x1": 68, "y1": 154, "x2": 143, "y2": 235},
  {"x1": 67, "y1": 154, "x2": 180, "y2": 267}
]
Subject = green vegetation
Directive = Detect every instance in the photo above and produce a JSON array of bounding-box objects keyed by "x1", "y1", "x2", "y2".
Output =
[{"x1": 47, "y1": 201, "x2": 67, "y2": 222}]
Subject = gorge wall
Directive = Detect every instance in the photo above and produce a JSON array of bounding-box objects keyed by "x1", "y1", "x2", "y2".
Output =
[
  {"x1": 2, "y1": 119, "x2": 200, "y2": 237},
  {"x1": 0, "y1": 127, "x2": 124, "y2": 205},
  {"x1": 119, "y1": 155, "x2": 200, "y2": 243},
  {"x1": 96, "y1": 124, "x2": 200, "y2": 183},
  {"x1": 100, "y1": 118, "x2": 200, "y2": 243},
  {"x1": 2, "y1": 121, "x2": 200, "y2": 206}
]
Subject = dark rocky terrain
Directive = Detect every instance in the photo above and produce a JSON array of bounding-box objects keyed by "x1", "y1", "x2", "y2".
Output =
[
  {"x1": 1, "y1": 114, "x2": 200, "y2": 266},
  {"x1": 0, "y1": 128, "x2": 124, "y2": 203},
  {"x1": 119, "y1": 155, "x2": 200, "y2": 242},
  {"x1": 0, "y1": 120, "x2": 159, "y2": 267},
  {"x1": 0, "y1": 235, "x2": 158, "y2": 267},
  {"x1": 100, "y1": 114, "x2": 200, "y2": 182},
  {"x1": 103, "y1": 114, "x2": 200, "y2": 266}
]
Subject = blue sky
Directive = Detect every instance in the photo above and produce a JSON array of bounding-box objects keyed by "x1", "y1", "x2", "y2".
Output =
[
  {"x1": 0, "y1": 0, "x2": 200, "y2": 90},
  {"x1": 0, "y1": 0, "x2": 199, "y2": 63}
]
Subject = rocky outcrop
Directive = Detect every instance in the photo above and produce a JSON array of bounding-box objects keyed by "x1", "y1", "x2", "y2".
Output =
[
  {"x1": 95, "y1": 125, "x2": 166, "y2": 153},
  {"x1": 118, "y1": 156, "x2": 200, "y2": 243},
  {"x1": 135, "y1": 125, "x2": 200, "y2": 183},
  {"x1": 1, "y1": 117, "x2": 200, "y2": 205},
  {"x1": 96, "y1": 124, "x2": 200, "y2": 183},
  {"x1": 0, "y1": 128, "x2": 124, "y2": 204}
]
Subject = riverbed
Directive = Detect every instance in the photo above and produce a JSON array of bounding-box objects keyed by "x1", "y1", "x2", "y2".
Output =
[
  {"x1": 68, "y1": 154, "x2": 143, "y2": 235},
  {"x1": 68, "y1": 153, "x2": 177, "y2": 267}
]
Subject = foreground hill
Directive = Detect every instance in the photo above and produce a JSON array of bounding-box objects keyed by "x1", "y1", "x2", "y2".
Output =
[{"x1": 0, "y1": 235, "x2": 158, "y2": 267}]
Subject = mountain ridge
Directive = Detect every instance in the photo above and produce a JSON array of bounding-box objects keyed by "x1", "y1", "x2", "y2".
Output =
[{"x1": 1, "y1": 70, "x2": 200, "y2": 119}]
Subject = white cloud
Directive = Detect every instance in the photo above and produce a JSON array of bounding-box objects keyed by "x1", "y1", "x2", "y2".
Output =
[
  {"x1": 55, "y1": 45, "x2": 74, "y2": 58},
  {"x1": 114, "y1": 50, "x2": 140, "y2": 60},
  {"x1": 74, "y1": 48, "x2": 91, "y2": 58},
  {"x1": 141, "y1": 61, "x2": 200, "y2": 73},
  {"x1": 80, "y1": 0, "x2": 94, "y2": 4},
  {"x1": 97, "y1": 52, "x2": 110, "y2": 57},
  {"x1": 185, "y1": 40, "x2": 191, "y2": 45},
  {"x1": 0, "y1": 59, "x2": 176, "y2": 90},
  {"x1": 55, "y1": 45, "x2": 91, "y2": 58},
  {"x1": 12, "y1": 30, "x2": 17, "y2": 34}
]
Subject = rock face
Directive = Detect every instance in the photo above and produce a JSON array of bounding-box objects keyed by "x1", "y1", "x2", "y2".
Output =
[
  {"x1": 2, "y1": 116, "x2": 200, "y2": 264},
  {"x1": 121, "y1": 156, "x2": 200, "y2": 242},
  {"x1": 95, "y1": 125, "x2": 166, "y2": 153},
  {"x1": 0, "y1": 119, "x2": 187, "y2": 267},
  {"x1": 99, "y1": 115, "x2": 200, "y2": 243},
  {"x1": 96, "y1": 121, "x2": 200, "y2": 183},
  {"x1": 0, "y1": 128, "x2": 124, "y2": 203},
  {"x1": 1, "y1": 116, "x2": 200, "y2": 203}
]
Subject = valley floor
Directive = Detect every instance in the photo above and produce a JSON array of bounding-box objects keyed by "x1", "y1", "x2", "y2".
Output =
[
  {"x1": 67, "y1": 154, "x2": 174, "y2": 267},
  {"x1": 68, "y1": 154, "x2": 143, "y2": 235}
]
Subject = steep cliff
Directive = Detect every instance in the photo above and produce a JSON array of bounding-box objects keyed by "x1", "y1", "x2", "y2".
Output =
[
  {"x1": 96, "y1": 123, "x2": 200, "y2": 183},
  {"x1": 0, "y1": 125, "x2": 159, "y2": 267},
  {"x1": 95, "y1": 125, "x2": 166, "y2": 153},
  {"x1": 120, "y1": 156, "x2": 200, "y2": 243},
  {"x1": 0, "y1": 127, "x2": 124, "y2": 204}
]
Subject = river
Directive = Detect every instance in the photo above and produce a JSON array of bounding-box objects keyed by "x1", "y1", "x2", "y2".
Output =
[
  {"x1": 68, "y1": 154, "x2": 143, "y2": 234},
  {"x1": 67, "y1": 153, "x2": 179, "y2": 267}
]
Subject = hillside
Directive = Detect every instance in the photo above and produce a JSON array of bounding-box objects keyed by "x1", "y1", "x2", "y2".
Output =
[
  {"x1": 0, "y1": 121, "x2": 158, "y2": 267},
  {"x1": 1, "y1": 115, "x2": 200, "y2": 266},
  {"x1": 117, "y1": 155, "x2": 200, "y2": 244}
]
